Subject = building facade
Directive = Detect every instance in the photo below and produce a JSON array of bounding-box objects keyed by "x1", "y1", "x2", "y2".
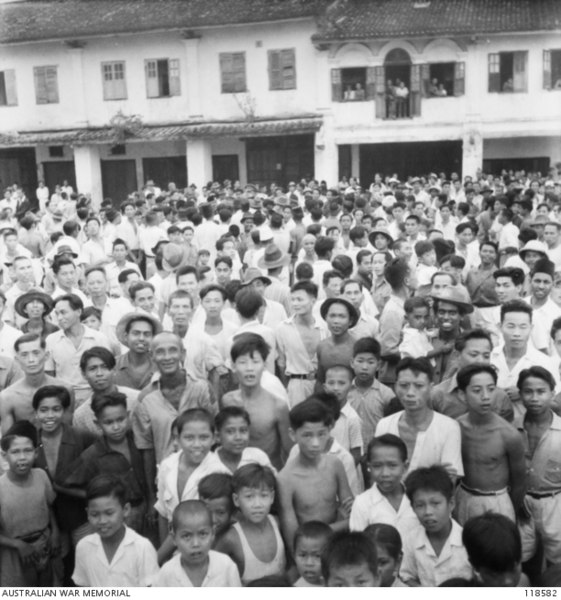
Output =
[{"x1": 0, "y1": 0, "x2": 560, "y2": 206}]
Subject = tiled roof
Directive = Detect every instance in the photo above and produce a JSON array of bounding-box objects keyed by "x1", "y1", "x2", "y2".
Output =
[
  {"x1": 0, "y1": 0, "x2": 325, "y2": 45},
  {"x1": 313, "y1": 0, "x2": 561, "y2": 42},
  {"x1": 0, "y1": 115, "x2": 323, "y2": 146}
]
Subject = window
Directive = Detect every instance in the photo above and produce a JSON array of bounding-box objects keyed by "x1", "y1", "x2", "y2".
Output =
[
  {"x1": 102, "y1": 61, "x2": 127, "y2": 100},
  {"x1": 220, "y1": 53, "x2": 246, "y2": 93},
  {"x1": 268, "y1": 49, "x2": 296, "y2": 90},
  {"x1": 144, "y1": 59, "x2": 180, "y2": 98},
  {"x1": 110, "y1": 144, "x2": 126, "y2": 155},
  {"x1": 544, "y1": 50, "x2": 561, "y2": 90},
  {"x1": 48, "y1": 146, "x2": 64, "y2": 158},
  {"x1": 488, "y1": 51, "x2": 528, "y2": 93},
  {"x1": 34, "y1": 66, "x2": 59, "y2": 104},
  {"x1": 0, "y1": 70, "x2": 17, "y2": 106},
  {"x1": 422, "y1": 62, "x2": 464, "y2": 97},
  {"x1": 332, "y1": 67, "x2": 376, "y2": 102}
]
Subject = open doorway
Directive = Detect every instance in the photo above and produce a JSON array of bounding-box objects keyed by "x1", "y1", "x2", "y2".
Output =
[{"x1": 384, "y1": 49, "x2": 411, "y2": 118}]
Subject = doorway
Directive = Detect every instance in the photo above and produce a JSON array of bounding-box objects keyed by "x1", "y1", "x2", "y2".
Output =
[{"x1": 101, "y1": 159, "x2": 137, "y2": 206}]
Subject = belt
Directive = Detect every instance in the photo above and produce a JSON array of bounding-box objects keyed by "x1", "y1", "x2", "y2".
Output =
[
  {"x1": 527, "y1": 489, "x2": 561, "y2": 499},
  {"x1": 288, "y1": 373, "x2": 316, "y2": 381},
  {"x1": 460, "y1": 482, "x2": 508, "y2": 497}
]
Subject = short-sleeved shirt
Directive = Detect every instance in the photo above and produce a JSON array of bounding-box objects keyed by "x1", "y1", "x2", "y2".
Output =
[
  {"x1": 0, "y1": 323, "x2": 21, "y2": 359},
  {"x1": 332, "y1": 403, "x2": 364, "y2": 453},
  {"x1": 400, "y1": 520, "x2": 472, "y2": 586},
  {"x1": 378, "y1": 295, "x2": 406, "y2": 384},
  {"x1": 491, "y1": 344, "x2": 561, "y2": 391},
  {"x1": 72, "y1": 385, "x2": 138, "y2": 435},
  {"x1": 151, "y1": 551, "x2": 241, "y2": 587},
  {"x1": 376, "y1": 410, "x2": 464, "y2": 477},
  {"x1": 114, "y1": 352, "x2": 157, "y2": 390},
  {"x1": 73, "y1": 527, "x2": 159, "y2": 587},
  {"x1": 348, "y1": 379, "x2": 395, "y2": 443}
]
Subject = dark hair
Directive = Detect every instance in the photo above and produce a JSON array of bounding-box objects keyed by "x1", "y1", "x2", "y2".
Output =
[
  {"x1": 234, "y1": 287, "x2": 263, "y2": 319},
  {"x1": 129, "y1": 281, "x2": 155, "y2": 302},
  {"x1": 456, "y1": 364, "x2": 498, "y2": 391},
  {"x1": 117, "y1": 268, "x2": 139, "y2": 284},
  {"x1": 405, "y1": 465, "x2": 454, "y2": 502},
  {"x1": 321, "y1": 532, "x2": 378, "y2": 582},
  {"x1": 500, "y1": 298, "x2": 532, "y2": 323},
  {"x1": 199, "y1": 283, "x2": 228, "y2": 301},
  {"x1": 295, "y1": 262, "x2": 314, "y2": 281},
  {"x1": 493, "y1": 267, "x2": 525, "y2": 287},
  {"x1": 232, "y1": 463, "x2": 276, "y2": 493},
  {"x1": 395, "y1": 357, "x2": 433, "y2": 381},
  {"x1": 322, "y1": 269, "x2": 344, "y2": 288},
  {"x1": 341, "y1": 278, "x2": 363, "y2": 294},
  {"x1": 85, "y1": 266, "x2": 107, "y2": 279},
  {"x1": 331, "y1": 255, "x2": 353, "y2": 278},
  {"x1": 215, "y1": 406, "x2": 251, "y2": 430},
  {"x1": 551, "y1": 316, "x2": 561, "y2": 340},
  {"x1": 462, "y1": 513, "x2": 521, "y2": 572},
  {"x1": 531, "y1": 257, "x2": 555, "y2": 280},
  {"x1": 366, "y1": 434, "x2": 407, "y2": 463},
  {"x1": 173, "y1": 408, "x2": 214, "y2": 436},
  {"x1": 404, "y1": 296, "x2": 430, "y2": 314},
  {"x1": 439, "y1": 254, "x2": 465, "y2": 269},
  {"x1": 480, "y1": 240, "x2": 498, "y2": 254},
  {"x1": 363, "y1": 523, "x2": 402, "y2": 561},
  {"x1": 289, "y1": 398, "x2": 334, "y2": 430},
  {"x1": 291, "y1": 280, "x2": 319, "y2": 299},
  {"x1": 80, "y1": 306, "x2": 102, "y2": 324},
  {"x1": 32, "y1": 384, "x2": 72, "y2": 411},
  {"x1": 454, "y1": 329, "x2": 492, "y2": 352},
  {"x1": 517, "y1": 365, "x2": 556, "y2": 391},
  {"x1": 176, "y1": 265, "x2": 199, "y2": 283},
  {"x1": 198, "y1": 473, "x2": 234, "y2": 505},
  {"x1": 214, "y1": 255, "x2": 233, "y2": 269},
  {"x1": 384, "y1": 258, "x2": 410, "y2": 290},
  {"x1": 112, "y1": 237, "x2": 128, "y2": 249},
  {"x1": 230, "y1": 332, "x2": 270, "y2": 363},
  {"x1": 168, "y1": 289, "x2": 194, "y2": 308},
  {"x1": 86, "y1": 474, "x2": 128, "y2": 507},
  {"x1": 353, "y1": 337, "x2": 381, "y2": 359},
  {"x1": 80, "y1": 346, "x2": 116, "y2": 372},
  {"x1": 91, "y1": 391, "x2": 127, "y2": 417},
  {"x1": 315, "y1": 236, "x2": 335, "y2": 259},
  {"x1": 14, "y1": 333, "x2": 45, "y2": 353},
  {"x1": 52, "y1": 257, "x2": 76, "y2": 275},
  {"x1": 53, "y1": 293, "x2": 83, "y2": 312},
  {"x1": 325, "y1": 363, "x2": 354, "y2": 384},
  {"x1": 356, "y1": 250, "x2": 372, "y2": 266},
  {"x1": 414, "y1": 240, "x2": 434, "y2": 257},
  {"x1": 294, "y1": 520, "x2": 332, "y2": 552},
  {"x1": 124, "y1": 314, "x2": 157, "y2": 335}
]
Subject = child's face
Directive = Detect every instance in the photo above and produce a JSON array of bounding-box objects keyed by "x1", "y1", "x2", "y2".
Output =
[
  {"x1": 173, "y1": 512, "x2": 214, "y2": 566},
  {"x1": 327, "y1": 561, "x2": 380, "y2": 587},
  {"x1": 294, "y1": 536, "x2": 325, "y2": 585},
  {"x1": 35, "y1": 396, "x2": 65, "y2": 434},
  {"x1": 178, "y1": 420, "x2": 215, "y2": 466},
  {"x1": 324, "y1": 369, "x2": 353, "y2": 405},
  {"x1": 3, "y1": 436, "x2": 36, "y2": 477},
  {"x1": 201, "y1": 497, "x2": 232, "y2": 537},
  {"x1": 375, "y1": 543, "x2": 401, "y2": 587},
  {"x1": 411, "y1": 489, "x2": 453, "y2": 536},
  {"x1": 83, "y1": 314, "x2": 102, "y2": 330},
  {"x1": 407, "y1": 306, "x2": 429, "y2": 330},
  {"x1": 198, "y1": 253, "x2": 210, "y2": 266},
  {"x1": 234, "y1": 351, "x2": 265, "y2": 387},
  {"x1": 218, "y1": 416, "x2": 250, "y2": 456},
  {"x1": 553, "y1": 330, "x2": 561, "y2": 358},
  {"x1": 233, "y1": 485, "x2": 274, "y2": 524},
  {"x1": 368, "y1": 446, "x2": 407, "y2": 495},
  {"x1": 421, "y1": 250, "x2": 436, "y2": 267},
  {"x1": 97, "y1": 405, "x2": 129, "y2": 443},
  {"x1": 520, "y1": 376, "x2": 553, "y2": 416},
  {"x1": 87, "y1": 495, "x2": 128, "y2": 540},
  {"x1": 351, "y1": 352, "x2": 378, "y2": 384},
  {"x1": 291, "y1": 422, "x2": 331, "y2": 459},
  {"x1": 460, "y1": 372, "x2": 496, "y2": 417}
]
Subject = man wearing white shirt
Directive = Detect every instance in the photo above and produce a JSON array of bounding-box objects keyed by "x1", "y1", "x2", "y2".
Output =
[
  {"x1": 81, "y1": 217, "x2": 111, "y2": 265},
  {"x1": 0, "y1": 292, "x2": 21, "y2": 359},
  {"x1": 36, "y1": 181, "x2": 49, "y2": 214},
  {"x1": 544, "y1": 221, "x2": 561, "y2": 269},
  {"x1": 498, "y1": 208, "x2": 520, "y2": 251}
]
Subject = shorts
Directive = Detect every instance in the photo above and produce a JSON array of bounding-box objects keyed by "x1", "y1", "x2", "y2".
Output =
[
  {"x1": 454, "y1": 483, "x2": 515, "y2": 526},
  {"x1": 519, "y1": 493, "x2": 561, "y2": 564},
  {"x1": 287, "y1": 378, "x2": 315, "y2": 408}
]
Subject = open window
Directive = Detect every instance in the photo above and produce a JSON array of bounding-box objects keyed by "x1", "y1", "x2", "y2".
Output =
[
  {"x1": 488, "y1": 51, "x2": 528, "y2": 93},
  {"x1": 144, "y1": 59, "x2": 180, "y2": 98},
  {"x1": 544, "y1": 50, "x2": 561, "y2": 90},
  {"x1": 422, "y1": 62, "x2": 464, "y2": 97},
  {"x1": 332, "y1": 67, "x2": 376, "y2": 102}
]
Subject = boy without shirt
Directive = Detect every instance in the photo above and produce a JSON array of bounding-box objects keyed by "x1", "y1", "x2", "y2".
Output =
[
  {"x1": 278, "y1": 399, "x2": 354, "y2": 552},
  {"x1": 221, "y1": 333, "x2": 292, "y2": 470},
  {"x1": 454, "y1": 364, "x2": 526, "y2": 526}
]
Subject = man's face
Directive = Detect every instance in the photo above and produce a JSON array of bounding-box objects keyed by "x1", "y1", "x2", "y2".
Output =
[
  {"x1": 324, "y1": 277, "x2": 342, "y2": 299},
  {"x1": 152, "y1": 336, "x2": 184, "y2": 375},
  {"x1": 133, "y1": 287, "x2": 156, "y2": 314},
  {"x1": 86, "y1": 220, "x2": 100, "y2": 237},
  {"x1": 14, "y1": 259, "x2": 34, "y2": 284},
  {"x1": 435, "y1": 301, "x2": 461, "y2": 333},
  {"x1": 342, "y1": 283, "x2": 363, "y2": 309},
  {"x1": 460, "y1": 372, "x2": 496, "y2": 417},
  {"x1": 169, "y1": 298, "x2": 193, "y2": 326},
  {"x1": 290, "y1": 290, "x2": 314, "y2": 316},
  {"x1": 531, "y1": 272, "x2": 553, "y2": 301},
  {"x1": 458, "y1": 229, "x2": 474, "y2": 246},
  {"x1": 113, "y1": 244, "x2": 127, "y2": 262},
  {"x1": 121, "y1": 273, "x2": 140, "y2": 296},
  {"x1": 395, "y1": 369, "x2": 431, "y2": 412},
  {"x1": 54, "y1": 300, "x2": 80, "y2": 330},
  {"x1": 459, "y1": 338, "x2": 492, "y2": 368},
  {"x1": 86, "y1": 271, "x2": 107, "y2": 297},
  {"x1": 177, "y1": 274, "x2": 199, "y2": 299},
  {"x1": 215, "y1": 262, "x2": 232, "y2": 286},
  {"x1": 405, "y1": 218, "x2": 419, "y2": 236},
  {"x1": 5, "y1": 234, "x2": 18, "y2": 251},
  {"x1": 125, "y1": 320, "x2": 153, "y2": 354},
  {"x1": 83, "y1": 356, "x2": 114, "y2": 392},
  {"x1": 495, "y1": 277, "x2": 520, "y2": 303},
  {"x1": 16, "y1": 339, "x2": 47, "y2": 375},
  {"x1": 501, "y1": 311, "x2": 531, "y2": 349},
  {"x1": 325, "y1": 303, "x2": 351, "y2": 336},
  {"x1": 201, "y1": 290, "x2": 225, "y2": 317},
  {"x1": 544, "y1": 225, "x2": 559, "y2": 248},
  {"x1": 56, "y1": 264, "x2": 77, "y2": 290},
  {"x1": 431, "y1": 274, "x2": 454, "y2": 296}
]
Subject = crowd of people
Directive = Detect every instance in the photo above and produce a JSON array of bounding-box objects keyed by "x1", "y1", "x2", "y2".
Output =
[{"x1": 1, "y1": 165, "x2": 561, "y2": 587}]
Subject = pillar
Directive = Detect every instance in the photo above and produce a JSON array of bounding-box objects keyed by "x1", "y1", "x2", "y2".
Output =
[
  {"x1": 186, "y1": 139, "x2": 213, "y2": 188},
  {"x1": 351, "y1": 143, "x2": 360, "y2": 180},
  {"x1": 314, "y1": 120, "x2": 338, "y2": 186},
  {"x1": 182, "y1": 35, "x2": 203, "y2": 118},
  {"x1": 74, "y1": 145, "x2": 102, "y2": 211},
  {"x1": 462, "y1": 127, "x2": 483, "y2": 180}
]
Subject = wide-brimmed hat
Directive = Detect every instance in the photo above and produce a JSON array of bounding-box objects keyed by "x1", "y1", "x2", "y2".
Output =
[
  {"x1": 320, "y1": 297, "x2": 360, "y2": 328},
  {"x1": 257, "y1": 244, "x2": 290, "y2": 270},
  {"x1": 275, "y1": 196, "x2": 289, "y2": 207},
  {"x1": 151, "y1": 239, "x2": 170, "y2": 256},
  {"x1": 55, "y1": 244, "x2": 78, "y2": 258},
  {"x1": 240, "y1": 267, "x2": 272, "y2": 287},
  {"x1": 15, "y1": 290, "x2": 54, "y2": 319},
  {"x1": 368, "y1": 227, "x2": 394, "y2": 246},
  {"x1": 431, "y1": 286, "x2": 474, "y2": 314},
  {"x1": 162, "y1": 243, "x2": 188, "y2": 272},
  {"x1": 116, "y1": 312, "x2": 163, "y2": 346},
  {"x1": 240, "y1": 212, "x2": 254, "y2": 223},
  {"x1": 519, "y1": 240, "x2": 548, "y2": 260}
]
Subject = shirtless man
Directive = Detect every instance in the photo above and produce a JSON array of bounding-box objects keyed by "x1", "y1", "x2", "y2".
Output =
[
  {"x1": 275, "y1": 280, "x2": 327, "y2": 406},
  {"x1": 455, "y1": 364, "x2": 526, "y2": 526},
  {"x1": 221, "y1": 333, "x2": 292, "y2": 470},
  {"x1": 376, "y1": 357, "x2": 464, "y2": 481},
  {"x1": 0, "y1": 333, "x2": 73, "y2": 433},
  {"x1": 277, "y1": 398, "x2": 353, "y2": 552}
]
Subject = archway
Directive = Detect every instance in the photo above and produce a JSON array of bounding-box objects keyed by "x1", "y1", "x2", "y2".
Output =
[{"x1": 383, "y1": 49, "x2": 414, "y2": 118}]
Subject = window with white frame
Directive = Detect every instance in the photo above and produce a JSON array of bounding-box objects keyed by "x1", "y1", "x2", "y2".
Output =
[
  {"x1": 0, "y1": 70, "x2": 17, "y2": 106},
  {"x1": 144, "y1": 59, "x2": 180, "y2": 98},
  {"x1": 102, "y1": 61, "x2": 127, "y2": 100},
  {"x1": 34, "y1": 65, "x2": 59, "y2": 104}
]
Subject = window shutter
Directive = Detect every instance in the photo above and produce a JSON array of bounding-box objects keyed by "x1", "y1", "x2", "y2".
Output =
[
  {"x1": 331, "y1": 68, "x2": 342, "y2": 102},
  {"x1": 102, "y1": 63, "x2": 114, "y2": 100},
  {"x1": 366, "y1": 67, "x2": 376, "y2": 100},
  {"x1": 45, "y1": 67, "x2": 59, "y2": 103},
  {"x1": 115, "y1": 62, "x2": 127, "y2": 100},
  {"x1": 4, "y1": 69, "x2": 17, "y2": 105},
  {"x1": 145, "y1": 60, "x2": 159, "y2": 98},
  {"x1": 454, "y1": 62, "x2": 465, "y2": 96},
  {"x1": 374, "y1": 65, "x2": 386, "y2": 118},
  {"x1": 544, "y1": 50, "x2": 552, "y2": 90},
  {"x1": 513, "y1": 51, "x2": 527, "y2": 92},
  {"x1": 220, "y1": 53, "x2": 234, "y2": 93},
  {"x1": 281, "y1": 49, "x2": 295, "y2": 90},
  {"x1": 169, "y1": 59, "x2": 181, "y2": 96},
  {"x1": 488, "y1": 53, "x2": 500, "y2": 92},
  {"x1": 268, "y1": 50, "x2": 282, "y2": 90},
  {"x1": 233, "y1": 53, "x2": 246, "y2": 93},
  {"x1": 421, "y1": 63, "x2": 430, "y2": 97},
  {"x1": 410, "y1": 64, "x2": 421, "y2": 116},
  {"x1": 34, "y1": 67, "x2": 47, "y2": 104}
]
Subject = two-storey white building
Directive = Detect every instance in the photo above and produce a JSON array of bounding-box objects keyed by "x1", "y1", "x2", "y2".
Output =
[{"x1": 0, "y1": 0, "x2": 560, "y2": 207}]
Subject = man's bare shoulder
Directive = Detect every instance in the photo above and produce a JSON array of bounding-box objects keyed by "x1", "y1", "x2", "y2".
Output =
[{"x1": 221, "y1": 390, "x2": 242, "y2": 406}]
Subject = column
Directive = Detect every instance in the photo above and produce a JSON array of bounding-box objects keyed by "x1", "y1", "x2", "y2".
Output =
[
  {"x1": 351, "y1": 144, "x2": 360, "y2": 180},
  {"x1": 314, "y1": 119, "x2": 338, "y2": 186},
  {"x1": 186, "y1": 139, "x2": 213, "y2": 188},
  {"x1": 65, "y1": 42, "x2": 87, "y2": 123},
  {"x1": 461, "y1": 127, "x2": 483, "y2": 180},
  {"x1": 182, "y1": 35, "x2": 202, "y2": 118},
  {"x1": 74, "y1": 145, "x2": 102, "y2": 211}
]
